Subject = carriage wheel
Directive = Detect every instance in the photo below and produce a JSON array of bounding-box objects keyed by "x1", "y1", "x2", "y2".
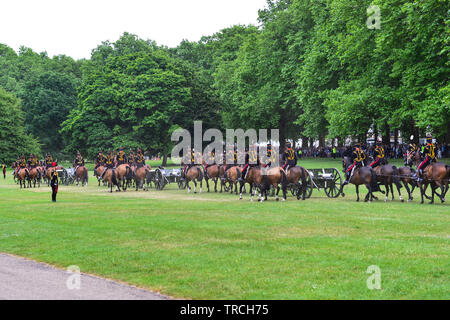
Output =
[{"x1": 324, "y1": 168, "x2": 342, "y2": 198}]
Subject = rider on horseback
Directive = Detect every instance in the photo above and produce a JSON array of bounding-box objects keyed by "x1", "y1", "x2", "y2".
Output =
[
  {"x1": 18, "y1": 155, "x2": 27, "y2": 175},
  {"x1": 101, "y1": 151, "x2": 115, "y2": 179},
  {"x1": 240, "y1": 144, "x2": 259, "y2": 181},
  {"x1": 183, "y1": 148, "x2": 196, "y2": 177},
  {"x1": 128, "y1": 149, "x2": 135, "y2": 165},
  {"x1": 135, "y1": 149, "x2": 145, "y2": 167},
  {"x1": 204, "y1": 150, "x2": 215, "y2": 176},
  {"x1": 45, "y1": 153, "x2": 53, "y2": 169},
  {"x1": 223, "y1": 144, "x2": 237, "y2": 180},
  {"x1": 95, "y1": 150, "x2": 105, "y2": 170},
  {"x1": 282, "y1": 142, "x2": 297, "y2": 173},
  {"x1": 406, "y1": 135, "x2": 418, "y2": 168},
  {"x1": 417, "y1": 135, "x2": 436, "y2": 182},
  {"x1": 369, "y1": 139, "x2": 385, "y2": 168},
  {"x1": 73, "y1": 152, "x2": 84, "y2": 171},
  {"x1": 343, "y1": 144, "x2": 366, "y2": 185},
  {"x1": 28, "y1": 153, "x2": 38, "y2": 169},
  {"x1": 116, "y1": 147, "x2": 127, "y2": 166}
]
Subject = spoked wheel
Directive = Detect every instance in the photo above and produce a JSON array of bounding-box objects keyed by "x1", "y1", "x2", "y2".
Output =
[{"x1": 324, "y1": 168, "x2": 342, "y2": 198}]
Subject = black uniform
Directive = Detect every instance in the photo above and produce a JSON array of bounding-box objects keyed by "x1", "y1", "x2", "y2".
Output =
[{"x1": 51, "y1": 171, "x2": 58, "y2": 202}]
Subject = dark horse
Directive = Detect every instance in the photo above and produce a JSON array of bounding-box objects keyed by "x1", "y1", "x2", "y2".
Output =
[
  {"x1": 408, "y1": 150, "x2": 449, "y2": 204},
  {"x1": 368, "y1": 156, "x2": 404, "y2": 202},
  {"x1": 75, "y1": 166, "x2": 88, "y2": 186},
  {"x1": 340, "y1": 157, "x2": 381, "y2": 202}
]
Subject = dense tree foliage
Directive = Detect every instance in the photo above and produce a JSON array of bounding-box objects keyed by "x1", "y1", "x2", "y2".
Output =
[
  {"x1": 0, "y1": 88, "x2": 40, "y2": 163},
  {"x1": 0, "y1": 0, "x2": 448, "y2": 160}
]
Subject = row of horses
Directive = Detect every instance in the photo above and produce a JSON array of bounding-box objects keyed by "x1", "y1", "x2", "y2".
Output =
[
  {"x1": 181, "y1": 150, "x2": 449, "y2": 204},
  {"x1": 13, "y1": 151, "x2": 449, "y2": 204}
]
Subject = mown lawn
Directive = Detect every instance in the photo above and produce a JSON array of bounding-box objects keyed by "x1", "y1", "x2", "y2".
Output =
[{"x1": 0, "y1": 158, "x2": 448, "y2": 299}]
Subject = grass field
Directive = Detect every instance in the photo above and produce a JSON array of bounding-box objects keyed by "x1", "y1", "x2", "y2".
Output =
[{"x1": 0, "y1": 158, "x2": 448, "y2": 299}]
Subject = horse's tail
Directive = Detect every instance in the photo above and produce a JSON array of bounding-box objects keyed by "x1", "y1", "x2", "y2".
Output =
[
  {"x1": 236, "y1": 167, "x2": 241, "y2": 180},
  {"x1": 196, "y1": 167, "x2": 204, "y2": 181},
  {"x1": 126, "y1": 166, "x2": 133, "y2": 179},
  {"x1": 111, "y1": 169, "x2": 118, "y2": 186},
  {"x1": 446, "y1": 165, "x2": 450, "y2": 182},
  {"x1": 370, "y1": 168, "x2": 380, "y2": 192},
  {"x1": 392, "y1": 165, "x2": 402, "y2": 188},
  {"x1": 83, "y1": 167, "x2": 88, "y2": 183}
]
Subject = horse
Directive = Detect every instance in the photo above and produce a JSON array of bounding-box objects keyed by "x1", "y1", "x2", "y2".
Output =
[
  {"x1": 285, "y1": 166, "x2": 308, "y2": 200},
  {"x1": 94, "y1": 166, "x2": 106, "y2": 186},
  {"x1": 398, "y1": 166, "x2": 417, "y2": 202},
  {"x1": 183, "y1": 166, "x2": 203, "y2": 193},
  {"x1": 16, "y1": 168, "x2": 29, "y2": 189},
  {"x1": 204, "y1": 164, "x2": 221, "y2": 193},
  {"x1": 340, "y1": 157, "x2": 381, "y2": 202},
  {"x1": 134, "y1": 166, "x2": 150, "y2": 191},
  {"x1": 74, "y1": 166, "x2": 88, "y2": 186},
  {"x1": 103, "y1": 168, "x2": 121, "y2": 193},
  {"x1": 368, "y1": 157, "x2": 404, "y2": 202},
  {"x1": 43, "y1": 167, "x2": 57, "y2": 186},
  {"x1": 255, "y1": 166, "x2": 288, "y2": 202},
  {"x1": 28, "y1": 167, "x2": 41, "y2": 188},
  {"x1": 224, "y1": 166, "x2": 242, "y2": 195},
  {"x1": 115, "y1": 164, "x2": 133, "y2": 191},
  {"x1": 239, "y1": 166, "x2": 262, "y2": 201},
  {"x1": 409, "y1": 150, "x2": 449, "y2": 204}
]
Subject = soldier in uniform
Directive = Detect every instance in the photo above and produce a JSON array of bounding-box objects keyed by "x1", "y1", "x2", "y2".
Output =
[
  {"x1": 2, "y1": 163, "x2": 6, "y2": 179},
  {"x1": 116, "y1": 147, "x2": 127, "y2": 166},
  {"x1": 95, "y1": 150, "x2": 105, "y2": 170},
  {"x1": 101, "y1": 151, "x2": 115, "y2": 179},
  {"x1": 204, "y1": 150, "x2": 216, "y2": 176},
  {"x1": 128, "y1": 149, "x2": 135, "y2": 165},
  {"x1": 240, "y1": 144, "x2": 259, "y2": 181},
  {"x1": 50, "y1": 170, "x2": 58, "y2": 202},
  {"x1": 45, "y1": 153, "x2": 54, "y2": 169},
  {"x1": 369, "y1": 139, "x2": 385, "y2": 168},
  {"x1": 183, "y1": 148, "x2": 196, "y2": 177},
  {"x1": 282, "y1": 142, "x2": 297, "y2": 172},
  {"x1": 417, "y1": 135, "x2": 436, "y2": 182},
  {"x1": 135, "y1": 148, "x2": 145, "y2": 168},
  {"x1": 73, "y1": 152, "x2": 84, "y2": 170},
  {"x1": 343, "y1": 144, "x2": 366, "y2": 185}
]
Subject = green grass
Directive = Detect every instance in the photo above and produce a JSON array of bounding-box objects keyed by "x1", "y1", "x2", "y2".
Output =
[{"x1": 0, "y1": 158, "x2": 448, "y2": 299}]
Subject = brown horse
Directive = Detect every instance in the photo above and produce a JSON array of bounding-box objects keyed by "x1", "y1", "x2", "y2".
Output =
[
  {"x1": 75, "y1": 166, "x2": 88, "y2": 186},
  {"x1": 340, "y1": 157, "x2": 381, "y2": 202},
  {"x1": 398, "y1": 166, "x2": 417, "y2": 202},
  {"x1": 134, "y1": 166, "x2": 150, "y2": 191},
  {"x1": 103, "y1": 168, "x2": 120, "y2": 192},
  {"x1": 286, "y1": 166, "x2": 308, "y2": 200},
  {"x1": 115, "y1": 164, "x2": 132, "y2": 191},
  {"x1": 370, "y1": 160, "x2": 403, "y2": 202},
  {"x1": 224, "y1": 166, "x2": 242, "y2": 195},
  {"x1": 28, "y1": 168, "x2": 41, "y2": 188},
  {"x1": 204, "y1": 164, "x2": 221, "y2": 193},
  {"x1": 17, "y1": 168, "x2": 29, "y2": 189},
  {"x1": 410, "y1": 150, "x2": 449, "y2": 204},
  {"x1": 239, "y1": 166, "x2": 262, "y2": 201},
  {"x1": 94, "y1": 166, "x2": 106, "y2": 186},
  {"x1": 183, "y1": 166, "x2": 203, "y2": 193},
  {"x1": 255, "y1": 166, "x2": 288, "y2": 202}
]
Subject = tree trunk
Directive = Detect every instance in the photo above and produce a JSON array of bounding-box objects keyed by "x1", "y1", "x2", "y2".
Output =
[{"x1": 162, "y1": 153, "x2": 168, "y2": 167}]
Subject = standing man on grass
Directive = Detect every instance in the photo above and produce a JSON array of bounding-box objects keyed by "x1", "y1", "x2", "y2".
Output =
[
  {"x1": 2, "y1": 163, "x2": 6, "y2": 179},
  {"x1": 51, "y1": 170, "x2": 58, "y2": 202}
]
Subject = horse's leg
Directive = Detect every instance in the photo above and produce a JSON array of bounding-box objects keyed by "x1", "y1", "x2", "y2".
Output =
[
  {"x1": 390, "y1": 183, "x2": 395, "y2": 201},
  {"x1": 403, "y1": 182, "x2": 412, "y2": 202},
  {"x1": 356, "y1": 185, "x2": 360, "y2": 202},
  {"x1": 275, "y1": 185, "x2": 280, "y2": 201},
  {"x1": 187, "y1": 181, "x2": 191, "y2": 193},
  {"x1": 214, "y1": 178, "x2": 218, "y2": 193},
  {"x1": 384, "y1": 182, "x2": 389, "y2": 202},
  {"x1": 193, "y1": 180, "x2": 197, "y2": 193},
  {"x1": 429, "y1": 182, "x2": 435, "y2": 204}
]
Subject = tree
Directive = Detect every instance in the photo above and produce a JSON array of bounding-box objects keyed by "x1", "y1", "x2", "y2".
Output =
[{"x1": 0, "y1": 87, "x2": 40, "y2": 163}]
